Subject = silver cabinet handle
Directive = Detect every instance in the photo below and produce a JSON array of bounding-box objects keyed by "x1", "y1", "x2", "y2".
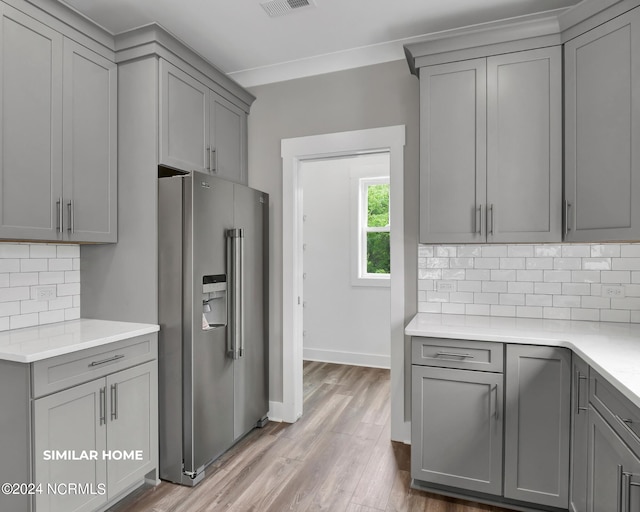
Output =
[
  {"x1": 576, "y1": 372, "x2": 588, "y2": 414},
  {"x1": 618, "y1": 465, "x2": 624, "y2": 512},
  {"x1": 67, "y1": 200, "x2": 74, "y2": 233},
  {"x1": 476, "y1": 205, "x2": 483, "y2": 235},
  {"x1": 56, "y1": 197, "x2": 63, "y2": 234},
  {"x1": 493, "y1": 385, "x2": 499, "y2": 420},
  {"x1": 99, "y1": 387, "x2": 106, "y2": 426},
  {"x1": 110, "y1": 383, "x2": 118, "y2": 421},
  {"x1": 564, "y1": 200, "x2": 572, "y2": 238},
  {"x1": 211, "y1": 147, "x2": 218, "y2": 173},
  {"x1": 238, "y1": 231, "x2": 244, "y2": 357},
  {"x1": 616, "y1": 415, "x2": 640, "y2": 444},
  {"x1": 488, "y1": 204, "x2": 494, "y2": 236},
  {"x1": 435, "y1": 351, "x2": 474, "y2": 359},
  {"x1": 89, "y1": 354, "x2": 125, "y2": 367},
  {"x1": 206, "y1": 146, "x2": 211, "y2": 171}
]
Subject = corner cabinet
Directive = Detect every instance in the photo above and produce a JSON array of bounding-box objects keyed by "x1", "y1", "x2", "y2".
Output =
[
  {"x1": 564, "y1": 7, "x2": 640, "y2": 242},
  {"x1": 0, "y1": 3, "x2": 117, "y2": 243},
  {"x1": 159, "y1": 60, "x2": 247, "y2": 184},
  {"x1": 570, "y1": 354, "x2": 590, "y2": 512},
  {"x1": 418, "y1": 46, "x2": 562, "y2": 244},
  {"x1": 504, "y1": 345, "x2": 571, "y2": 509}
]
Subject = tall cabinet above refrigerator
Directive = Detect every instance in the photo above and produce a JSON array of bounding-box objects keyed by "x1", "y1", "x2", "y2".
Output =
[{"x1": 158, "y1": 170, "x2": 268, "y2": 486}]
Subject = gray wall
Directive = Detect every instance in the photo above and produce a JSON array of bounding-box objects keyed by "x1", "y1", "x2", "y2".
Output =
[{"x1": 247, "y1": 59, "x2": 419, "y2": 406}]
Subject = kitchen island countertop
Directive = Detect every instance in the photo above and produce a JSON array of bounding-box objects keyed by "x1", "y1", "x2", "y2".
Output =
[
  {"x1": 0, "y1": 318, "x2": 159, "y2": 363},
  {"x1": 406, "y1": 313, "x2": 640, "y2": 410}
]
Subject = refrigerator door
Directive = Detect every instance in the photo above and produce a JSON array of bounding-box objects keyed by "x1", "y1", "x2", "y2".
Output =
[
  {"x1": 184, "y1": 174, "x2": 235, "y2": 475},
  {"x1": 232, "y1": 183, "x2": 269, "y2": 439}
]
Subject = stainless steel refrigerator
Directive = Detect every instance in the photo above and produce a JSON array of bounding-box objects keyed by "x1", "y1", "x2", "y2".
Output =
[{"x1": 157, "y1": 170, "x2": 268, "y2": 486}]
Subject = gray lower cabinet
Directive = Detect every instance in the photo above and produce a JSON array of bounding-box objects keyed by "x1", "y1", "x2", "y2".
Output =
[
  {"x1": 33, "y1": 360, "x2": 158, "y2": 512},
  {"x1": 504, "y1": 345, "x2": 571, "y2": 509},
  {"x1": 570, "y1": 354, "x2": 590, "y2": 512},
  {"x1": 588, "y1": 407, "x2": 640, "y2": 512},
  {"x1": 411, "y1": 352, "x2": 503, "y2": 495},
  {"x1": 0, "y1": 2, "x2": 117, "y2": 243},
  {"x1": 564, "y1": 6, "x2": 640, "y2": 241},
  {"x1": 418, "y1": 46, "x2": 561, "y2": 244}
]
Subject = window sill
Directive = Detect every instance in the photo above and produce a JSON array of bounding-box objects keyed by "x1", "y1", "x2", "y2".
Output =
[{"x1": 352, "y1": 276, "x2": 391, "y2": 288}]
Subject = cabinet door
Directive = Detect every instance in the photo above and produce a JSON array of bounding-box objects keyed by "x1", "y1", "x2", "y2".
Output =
[
  {"x1": 588, "y1": 407, "x2": 640, "y2": 512},
  {"x1": 105, "y1": 361, "x2": 158, "y2": 499},
  {"x1": 570, "y1": 354, "x2": 590, "y2": 512},
  {"x1": 411, "y1": 365, "x2": 503, "y2": 495},
  {"x1": 419, "y1": 59, "x2": 486, "y2": 243},
  {"x1": 63, "y1": 39, "x2": 117, "y2": 243},
  {"x1": 33, "y1": 378, "x2": 108, "y2": 512},
  {"x1": 565, "y1": 8, "x2": 640, "y2": 241},
  {"x1": 0, "y1": 4, "x2": 63, "y2": 240},
  {"x1": 159, "y1": 60, "x2": 209, "y2": 172},
  {"x1": 210, "y1": 91, "x2": 247, "y2": 184},
  {"x1": 486, "y1": 47, "x2": 562, "y2": 243},
  {"x1": 504, "y1": 345, "x2": 571, "y2": 508}
]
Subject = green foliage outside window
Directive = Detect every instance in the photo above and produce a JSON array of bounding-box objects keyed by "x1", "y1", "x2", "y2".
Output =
[{"x1": 366, "y1": 184, "x2": 390, "y2": 274}]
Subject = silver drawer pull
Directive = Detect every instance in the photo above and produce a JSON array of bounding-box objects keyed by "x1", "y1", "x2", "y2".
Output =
[
  {"x1": 616, "y1": 415, "x2": 640, "y2": 444},
  {"x1": 435, "y1": 351, "x2": 474, "y2": 359},
  {"x1": 89, "y1": 354, "x2": 125, "y2": 367}
]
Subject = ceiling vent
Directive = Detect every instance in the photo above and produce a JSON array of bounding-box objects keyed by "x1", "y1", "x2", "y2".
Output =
[{"x1": 260, "y1": 0, "x2": 316, "y2": 17}]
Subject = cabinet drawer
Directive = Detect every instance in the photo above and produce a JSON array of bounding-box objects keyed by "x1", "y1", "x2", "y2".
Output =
[
  {"x1": 590, "y1": 369, "x2": 640, "y2": 455},
  {"x1": 32, "y1": 334, "x2": 157, "y2": 398},
  {"x1": 411, "y1": 337, "x2": 503, "y2": 372}
]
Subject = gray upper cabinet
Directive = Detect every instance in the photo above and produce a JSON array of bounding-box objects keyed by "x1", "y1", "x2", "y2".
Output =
[
  {"x1": 159, "y1": 59, "x2": 209, "y2": 173},
  {"x1": 504, "y1": 344, "x2": 571, "y2": 509},
  {"x1": 411, "y1": 365, "x2": 503, "y2": 495},
  {"x1": 419, "y1": 46, "x2": 561, "y2": 244},
  {"x1": 0, "y1": 4, "x2": 63, "y2": 241},
  {"x1": 210, "y1": 92, "x2": 247, "y2": 184},
  {"x1": 486, "y1": 47, "x2": 562, "y2": 243},
  {"x1": 63, "y1": 39, "x2": 117, "y2": 243},
  {"x1": 159, "y1": 60, "x2": 248, "y2": 184},
  {"x1": 564, "y1": 7, "x2": 640, "y2": 242},
  {"x1": 0, "y1": 3, "x2": 116, "y2": 243},
  {"x1": 570, "y1": 354, "x2": 589, "y2": 512},
  {"x1": 419, "y1": 59, "x2": 486, "y2": 244}
]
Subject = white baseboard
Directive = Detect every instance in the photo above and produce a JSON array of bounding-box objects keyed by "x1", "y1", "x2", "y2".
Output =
[
  {"x1": 303, "y1": 347, "x2": 391, "y2": 369},
  {"x1": 268, "y1": 401, "x2": 284, "y2": 423}
]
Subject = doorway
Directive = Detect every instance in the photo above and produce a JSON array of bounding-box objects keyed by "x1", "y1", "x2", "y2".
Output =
[
  {"x1": 281, "y1": 125, "x2": 409, "y2": 442},
  {"x1": 300, "y1": 153, "x2": 391, "y2": 368}
]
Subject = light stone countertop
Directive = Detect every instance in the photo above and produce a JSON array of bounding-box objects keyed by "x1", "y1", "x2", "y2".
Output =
[
  {"x1": 0, "y1": 318, "x2": 160, "y2": 363},
  {"x1": 406, "y1": 313, "x2": 640, "y2": 410}
]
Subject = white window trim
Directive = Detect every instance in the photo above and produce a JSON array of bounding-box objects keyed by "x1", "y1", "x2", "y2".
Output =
[{"x1": 351, "y1": 172, "x2": 390, "y2": 287}]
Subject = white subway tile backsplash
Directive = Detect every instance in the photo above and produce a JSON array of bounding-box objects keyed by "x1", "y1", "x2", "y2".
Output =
[
  {"x1": 601, "y1": 271, "x2": 631, "y2": 284},
  {"x1": 475, "y1": 258, "x2": 500, "y2": 269},
  {"x1": 526, "y1": 258, "x2": 553, "y2": 270},
  {"x1": 517, "y1": 270, "x2": 543, "y2": 282},
  {"x1": 544, "y1": 270, "x2": 572, "y2": 283},
  {"x1": 500, "y1": 258, "x2": 525, "y2": 270},
  {"x1": 508, "y1": 245, "x2": 534, "y2": 257},
  {"x1": 554, "y1": 258, "x2": 581, "y2": 270},
  {"x1": 562, "y1": 245, "x2": 591, "y2": 257},
  {"x1": 535, "y1": 282, "x2": 561, "y2": 295},
  {"x1": 0, "y1": 243, "x2": 81, "y2": 330},
  {"x1": 418, "y1": 243, "x2": 640, "y2": 324},
  {"x1": 56, "y1": 245, "x2": 79, "y2": 258}
]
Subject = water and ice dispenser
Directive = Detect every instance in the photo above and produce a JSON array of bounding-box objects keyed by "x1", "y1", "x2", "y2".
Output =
[{"x1": 202, "y1": 274, "x2": 227, "y2": 330}]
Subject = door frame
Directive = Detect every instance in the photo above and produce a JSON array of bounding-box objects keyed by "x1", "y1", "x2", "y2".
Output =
[{"x1": 281, "y1": 125, "x2": 407, "y2": 442}]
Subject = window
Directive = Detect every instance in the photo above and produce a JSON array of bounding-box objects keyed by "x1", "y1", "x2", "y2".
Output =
[{"x1": 359, "y1": 177, "x2": 390, "y2": 280}]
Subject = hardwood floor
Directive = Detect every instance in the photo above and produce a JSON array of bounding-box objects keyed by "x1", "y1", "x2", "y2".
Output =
[{"x1": 110, "y1": 361, "x2": 511, "y2": 512}]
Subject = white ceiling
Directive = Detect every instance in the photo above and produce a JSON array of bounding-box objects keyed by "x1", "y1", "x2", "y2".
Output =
[{"x1": 61, "y1": 0, "x2": 581, "y2": 87}]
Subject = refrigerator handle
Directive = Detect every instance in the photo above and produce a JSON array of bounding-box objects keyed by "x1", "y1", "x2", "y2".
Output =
[{"x1": 226, "y1": 228, "x2": 244, "y2": 360}]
